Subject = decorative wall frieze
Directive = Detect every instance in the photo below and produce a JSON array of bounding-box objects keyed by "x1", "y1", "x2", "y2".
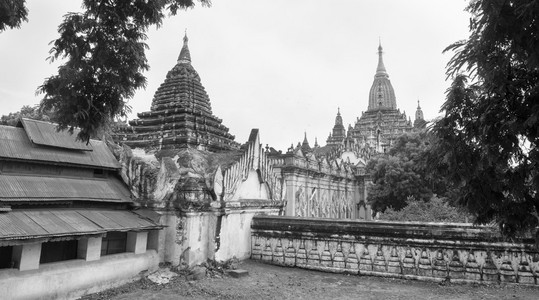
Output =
[{"x1": 251, "y1": 216, "x2": 539, "y2": 285}]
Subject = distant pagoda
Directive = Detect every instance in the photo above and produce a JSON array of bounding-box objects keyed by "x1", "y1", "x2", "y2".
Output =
[
  {"x1": 348, "y1": 42, "x2": 417, "y2": 152},
  {"x1": 324, "y1": 42, "x2": 422, "y2": 153},
  {"x1": 114, "y1": 34, "x2": 240, "y2": 152}
]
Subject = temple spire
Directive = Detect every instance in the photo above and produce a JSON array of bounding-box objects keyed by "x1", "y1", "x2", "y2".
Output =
[
  {"x1": 415, "y1": 99, "x2": 424, "y2": 122},
  {"x1": 335, "y1": 108, "x2": 343, "y2": 126},
  {"x1": 301, "y1": 131, "x2": 312, "y2": 153},
  {"x1": 177, "y1": 30, "x2": 191, "y2": 64},
  {"x1": 375, "y1": 39, "x2": 388, "y2": 78}
]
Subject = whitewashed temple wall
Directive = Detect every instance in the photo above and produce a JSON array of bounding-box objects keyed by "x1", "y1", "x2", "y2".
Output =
[
  {"x1": 285, "y1": 172, "x2": 357, "y2": 219},
  {"x1": 111, "y1": 129, "x2": 285, "y2": 267},
  {"x1": 269, "y1": 152, "x2": 369, "y2": 220}
]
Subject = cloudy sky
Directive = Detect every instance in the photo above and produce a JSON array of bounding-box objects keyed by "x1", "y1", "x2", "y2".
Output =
[{"x1": 0, "y1": 0, "x2": 471, "y2": 151}]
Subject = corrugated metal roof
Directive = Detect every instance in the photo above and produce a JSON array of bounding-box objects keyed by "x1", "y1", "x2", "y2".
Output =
[
  {"x1": 0, "y1": 125, "x2": 120, "y2": 169},
  {"x1": 20, "y1": 118, "x2": 93, "y2": 151},
  {"x1": 0, "y1": 174, "x2": 131, "y2": 203},
  {"x1": 0, "y1": 208, "x2": 162, "y2": 242}
]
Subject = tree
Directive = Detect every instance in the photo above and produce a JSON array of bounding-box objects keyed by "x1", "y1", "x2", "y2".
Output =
[
  {"x1": 366, "y1": 131, "x2": 455, "y2": 213},
  {"x1": 0, "y1": 0, "x2": 28, "y2": 31},
  {"x1": 3, "y1": 0, "x2": 209, "y2": 142},
  {"x1": 0, "y1": 105, "x2": 53, "y2": 126},
  {"x1": 380, "y1": 196, "x2": 470, "y2": 223},
  {"x1": 430, "y1": 0, "x2": 539, "y2": 237}
]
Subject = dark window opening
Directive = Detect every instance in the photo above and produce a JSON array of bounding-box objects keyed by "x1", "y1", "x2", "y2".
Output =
[
  {"x1": 93, "y1": 168, "x2": 106, "y2": 178},
  {"x1": 40, "y1": 240, "x2": 78, "y2": 264},
  {"x1": 0, "y1": 246, "x2": 14, "y2": 269},
  {"x1": 101, "y1": 232, "x2": 127, "y2": 256}
]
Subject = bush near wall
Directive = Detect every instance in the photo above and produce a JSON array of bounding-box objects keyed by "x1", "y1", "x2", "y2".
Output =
[{"x1": 380, "y1": 196, "x2": 471, "y2": 223}]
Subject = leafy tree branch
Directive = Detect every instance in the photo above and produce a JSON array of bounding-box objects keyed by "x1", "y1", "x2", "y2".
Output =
[
  {"x1": 35, "y1": 0, "x2": 209, "y2": 142},
  {"x1": 431, "y1": 0, "x2": 539, "y2": 237}
]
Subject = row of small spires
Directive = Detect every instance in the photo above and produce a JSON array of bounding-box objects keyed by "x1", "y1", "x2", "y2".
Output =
[{"x1": 336, "y1": 100, "x2": 424, "y2": 123}]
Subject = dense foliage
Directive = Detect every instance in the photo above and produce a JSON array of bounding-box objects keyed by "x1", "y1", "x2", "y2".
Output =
[
  {"x1": 0, "y1": 105, "x2": 54, "y2": 126},
  {"x1": 430, "y1": 0, "x2": 539, "y2": 237},
  {"x1": 380, "y1": 196, "x2": 469, "y2": 223},
  {"x1": 366, "y1": 131, "x2": 457, "y2": 214},
  {"x1": 0, "y1": 0, "x2": 27, "y2": 31},
  {"x1": 2, "y1": 0, "x2": 209, "y2": 142}
]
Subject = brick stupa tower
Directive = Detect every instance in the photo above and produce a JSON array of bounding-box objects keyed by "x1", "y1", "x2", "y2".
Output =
[{"x1": 114, "y1": 34, "x2": 240, "y2": 152}]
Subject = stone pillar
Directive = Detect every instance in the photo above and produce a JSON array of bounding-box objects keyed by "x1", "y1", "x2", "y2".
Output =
[
  {"x1": 160, "y1": 211, "x2": 179, "y2": 264},
  {"x1": 12, "y1": 243, "x2": 41, "y2": 271},
  {"x1": 364, "y1": 176, "x2": 373, "y2": 221},
  {"x1": 354, "y1": 179, "x2": 363, "y2": 219},
  {"x1": 316, "y1": 177, "x2": 322, "y2": 218},
  {"x1": 77, "y1": 237, "x2": 102, "y2": 261},
  {"x1": 285, "y1": 175, "x2": 296, "y2": 216},
  {"x1": 178, "y1": 211, "x2": 216, "y2": 267},
  {"x1": 127, "y1": 231, "x2": 148, "y2": 254},
  {"x1": 305, "y1": 179, "x2": 310, "y2": 217}
]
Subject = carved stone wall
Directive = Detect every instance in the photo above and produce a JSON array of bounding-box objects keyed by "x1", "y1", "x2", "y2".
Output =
[
  {"x1": 251, "y1": 216, "x2": 539, "y2": 285},
  {"x1": 269, "y1": 148, "x2": 369, "y2": 220}
]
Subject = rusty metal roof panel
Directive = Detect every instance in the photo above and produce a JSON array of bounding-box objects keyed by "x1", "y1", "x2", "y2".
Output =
[
  {"x1": 0, "y1": 215, "x2": 27, "y2": 236},
  {"x1": 0, "y1": 125, "x2": 120, "y2": 169},
  {"x1": 93, "y1": 210, "x2": 159, "y2": 231},
  {"x1": 20, "y1": 118, "x2": 93, "y2": 151},
  {"x1": 51, "y1": 210, "x2": 100, "y2": 232},
  {"x1": 77, "y1": 210, "x2": 124, "y2": 230},
  {"x1": 100, "y1": 210, "x2": 133, "y2": 228},
  {"x1": 0, "y1": 209, "x2": 162, "y2": 241},
  {"x1": 24, "y1": 210, "x2": 72, "y2": 235},
  {"x1": 8, "y1": 211, "x2": 48, "y2": 236},
  {"x1": 0, "y1": 174, "x2": 130, "y2": 203}
]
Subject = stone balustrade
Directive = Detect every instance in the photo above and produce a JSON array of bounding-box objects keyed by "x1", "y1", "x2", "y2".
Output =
[{"x1": 250, "y1": 215, "x2": 539, "y2": 285}]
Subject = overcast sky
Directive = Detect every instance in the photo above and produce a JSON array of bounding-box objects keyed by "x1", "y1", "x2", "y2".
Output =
[{"x1": 0, "y1": 0, "x2": 471, "y2": 151}]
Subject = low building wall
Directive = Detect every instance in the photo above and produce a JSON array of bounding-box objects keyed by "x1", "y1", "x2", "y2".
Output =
[
  {"x1": 251, "y1": 216, "x2": 539, "y2": 285},
  {"x1": 0, "y1": 250, "x2": 159, "y2": 300},
  {"x1": 159, "y1": 202, "x2": 282, "y2": 267}
]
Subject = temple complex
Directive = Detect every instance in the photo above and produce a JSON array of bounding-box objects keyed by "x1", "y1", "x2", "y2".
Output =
[
  {"x1": 325, "y1": 42, "x2": 425, "y2": 153},
  {"x1": 108, "y1": 34, "x2": 285, "y2": 269},
  {"x1": 113, "y1": 34, "x2": 239, "y2": 152},
  {"x1": 5, "y1": 21, "x2": 539, "y2": 298},
  {"x1": 274, "y1": 42, "x2": 431, "y2": 220}
]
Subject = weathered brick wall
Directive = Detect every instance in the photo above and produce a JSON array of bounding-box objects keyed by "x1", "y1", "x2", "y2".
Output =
[{"x1": 250, "y1": 216, "x2": 539, "y2": 285}]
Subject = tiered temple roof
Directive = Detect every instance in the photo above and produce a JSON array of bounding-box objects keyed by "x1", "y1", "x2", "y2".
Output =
[
  {"x1": 350, "y1": 109, "x2": 413, "y2": 147},
  {"x1": 326, "y1": 108, "x2": 346, "y2": 146},
  {"x1": 114, "y1": 34, "x2": 239, "y2": 152}
]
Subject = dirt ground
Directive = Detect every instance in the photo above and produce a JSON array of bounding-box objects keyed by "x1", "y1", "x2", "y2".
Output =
[{"x1": 81, "y1": 260, "x2": 539, "y2": 300}]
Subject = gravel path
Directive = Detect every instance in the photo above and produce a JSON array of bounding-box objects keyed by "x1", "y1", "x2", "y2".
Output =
[{"x1": 82, "y1": 260, "x2": 539, "y2": 300}]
